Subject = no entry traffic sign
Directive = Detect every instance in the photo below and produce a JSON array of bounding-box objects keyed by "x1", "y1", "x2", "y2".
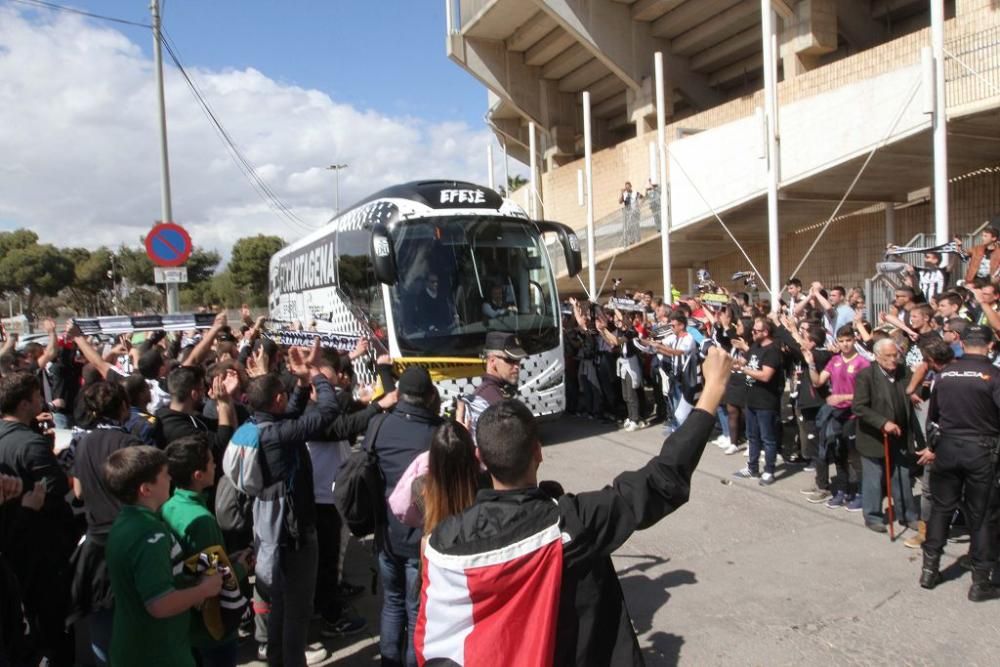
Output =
[{"x1": 145, "y1": 222, "x2": 192, "y2": 267}]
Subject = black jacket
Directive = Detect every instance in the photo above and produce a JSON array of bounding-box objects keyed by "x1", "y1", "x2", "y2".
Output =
[
  {"x1": 430, "y1": 408, "x2": 715, "y2": 666},
  {"x1": 153, "y1": 406, "x2": 235, "y2": 462},
  {"x1": 322, "y1": 390, "x2": 379, "y2": 443},
  {"x1": 473, "y1": 374, "x2": 517, "y2": 405},
  {"x1": 0, "y1": 420, "x2": 70, "y2": 516},
  {"x1": 928, "y1": 354, "x2": 1000, "y2": 440},
  {"x1": 365, "y1": 400, "x2": 441, "y2": 560},
  {"x1": 0, "y1": 420, "x2": 76, "y2": 575}
]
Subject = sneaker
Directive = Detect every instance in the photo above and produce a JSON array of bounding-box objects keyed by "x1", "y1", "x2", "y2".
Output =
[
  {"x1": 338, "y1": 581, "x2": 365, "y2": 600},
  {"x1": 806, "y1": 490, "x2": 832, "y2": 504},
  {"x1": 758, "y1": 472, "x2": 776, "y2": 486},
  {"x1": 803, "y1": 462, "x2": 816, "y2": 473},
  {"x1": 733, "y1": 467, "x2": 760, "y2": 479},
  {"x1": 825, "y1": 491, "x2": 847, "y2": 509},
  {"x1": 844, "y1": 494, "x2": 863, "y2": 512},
  {"x1": 714, "y1": 436, "x2": 729, "y2": 448},
  {"x1": 257, "y1": 644, "x2": 268, "y2": 662},
  {"x1": 723, "y1": 443, "x2": 742, "y2": 455},
  {"x1": 623, "y1": 419, "x2": 638, "y2": 432},
  {"x1": 800, "y1": 484, "x2": 819, "y2": 495},
  {"x1": 866, "y1": 522, "x2": 888, "y2": 533},
  {"x1": 321, "y1": 613, "x2": 368, "y2": 637},
  {"x1": 306, "y1": 647, "x2": 330, "y2": 666}
]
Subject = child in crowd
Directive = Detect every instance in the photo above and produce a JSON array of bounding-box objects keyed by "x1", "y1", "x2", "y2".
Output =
[
  {"x1": 162, "y1": 435, "x2": 252, "y2": 667},
  {"x1": 104, "y1": 446, "x2": 222, "y2": 667}
]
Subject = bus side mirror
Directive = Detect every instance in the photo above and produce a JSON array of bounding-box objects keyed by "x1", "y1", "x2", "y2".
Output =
[
  {"x1": 370, "y1": 223, "x2": 398, "y2": 285},
  {"x1": 535, "y1": 221, "x2": 582, "y2": 278}
]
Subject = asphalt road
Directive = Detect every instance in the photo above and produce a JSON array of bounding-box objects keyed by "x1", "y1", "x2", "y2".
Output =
[{"x1": 241, "y1": 414, "x2": 999, "y2": 666}]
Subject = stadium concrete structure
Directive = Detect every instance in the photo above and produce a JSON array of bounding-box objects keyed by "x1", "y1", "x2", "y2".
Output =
[{"x1": 446, "y1": 0, "x2": 1000, "y2": 304}]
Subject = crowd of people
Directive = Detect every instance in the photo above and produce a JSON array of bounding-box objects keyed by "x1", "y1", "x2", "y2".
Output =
[
  {"x1": 562, "y1": 225, "x2": 1000, "y2": 602},
  {"x1": 0, "y1": 296, "x2": 736, "y2": 667},
  {"x1": 1, "y1": 227, "x2": 999, "y2": 667}
]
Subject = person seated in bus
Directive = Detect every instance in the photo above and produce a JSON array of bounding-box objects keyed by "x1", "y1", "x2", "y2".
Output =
[
  {"x1": 412, "y1": 271, "x2": 459, "y2": 333},
  {"x1": 482, "y1": 284, "x2": 517, "y2": 321}
]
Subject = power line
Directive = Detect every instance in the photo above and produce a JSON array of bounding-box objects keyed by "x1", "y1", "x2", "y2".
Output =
[
  {"x1": 158, "y1": 28, "x2": 319, "y2": 232},
  {"x1": 10, "y1": 0, "x2": 319, "y2": 232},
  {"x1": 6, "y1": 0, "x2": 151, "y2": 28}
]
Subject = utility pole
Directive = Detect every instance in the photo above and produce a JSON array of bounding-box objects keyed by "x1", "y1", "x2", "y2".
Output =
[
  {"x1": 761, "y1": 0, "x2": 781, "y2": 313},
  {"x1": 151, "y1": 0, "x2": 178, "y2": 313},
  {"x1": 327, "y1": 164, "x2": 348, "y2": 215},
  {"x1": 930, "y1": 0, "x2": 949, "y2": 244}
]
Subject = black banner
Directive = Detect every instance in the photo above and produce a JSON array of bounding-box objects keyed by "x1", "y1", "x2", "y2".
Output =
[
  {"x1": 260, "y1": 329, "x2": 362, "y2": 352},
  {"x1": 73, "y1": 313, "x2": 218, "y2": 335}
]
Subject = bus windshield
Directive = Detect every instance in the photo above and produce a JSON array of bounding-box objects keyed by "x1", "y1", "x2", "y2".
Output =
[{"x1": 389, "y1": 216, "x2": 560, "y2": 357}]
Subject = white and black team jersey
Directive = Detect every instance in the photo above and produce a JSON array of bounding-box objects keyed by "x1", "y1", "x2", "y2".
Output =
[{"x1": 915, "y1": 266, "x2": 949, "y2": 301}]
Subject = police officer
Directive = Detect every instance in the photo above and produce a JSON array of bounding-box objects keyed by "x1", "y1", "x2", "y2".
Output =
[
  {"x1": 455, "y1": 331, "x2": 526, "y2": 440},
  {"x1": 920, "y1": 325, "x2": 1000, "y2": 601}
]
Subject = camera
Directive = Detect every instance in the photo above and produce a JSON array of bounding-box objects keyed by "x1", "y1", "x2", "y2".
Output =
[
  {"x1": 731, "y1": 270, "x2": 758, "y2": 290},
  {"x1": 695, "y1": 269, "x2": 716, "y2": 293}
]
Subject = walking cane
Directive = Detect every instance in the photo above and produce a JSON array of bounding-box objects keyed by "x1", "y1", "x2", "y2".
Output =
[{"x1": 883, "y1": 432, "x2": 896, "y2": 541}]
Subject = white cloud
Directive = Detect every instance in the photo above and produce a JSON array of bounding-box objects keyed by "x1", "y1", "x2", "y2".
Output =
[{"x1": 0, "y1": 6, "x2": 502, "y2": 261}]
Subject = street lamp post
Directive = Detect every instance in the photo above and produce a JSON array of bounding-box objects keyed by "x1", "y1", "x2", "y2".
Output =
[{"x1": 326, "y1": 163, "x2": 349, "y2": 215}]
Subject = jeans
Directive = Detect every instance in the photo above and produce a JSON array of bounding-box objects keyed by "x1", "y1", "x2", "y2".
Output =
[
  {"x1": 861, "y1": 455, "x2": 919, "y2": 527},
  {"x1": 815, "y1": 422, "x2": 860, "y2": 494},
  {"x1": 196, "y1": 639, "x2": 239, "y2": 667},
  {"x1": 266, "y1": 528, "x2": 319, "y2": 667},
  {"x1": 52, "y1": 411, "x2": 73, "y2": 429},
  {"x1": 745, "y1": 408, "x2": 778, "y2": 475},
  {"x1": 716, "y1": 406, "x2": 730, "y2": 441},
  {"x1": 378, "y1": 550, "x2": 420, "y2": 667},
  {"x1": 920, "y1": 464, "x2": 934, "y2": 522},
  {"x1": 924, "y1": 437, "x2": 997, "y2": 569}
]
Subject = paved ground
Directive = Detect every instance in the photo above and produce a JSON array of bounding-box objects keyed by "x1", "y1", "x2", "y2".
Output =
[{"x1": 239, "y1": 414, "x2": 1000, "y2": 666}]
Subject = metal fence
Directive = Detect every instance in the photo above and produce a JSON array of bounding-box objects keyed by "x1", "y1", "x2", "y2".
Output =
[
  {"x1": 946, "y1": 25, "x2": 1000, "y2": 109},
  {"x1": 546, "y1": 196, "x2": 663, "y2": 295}
]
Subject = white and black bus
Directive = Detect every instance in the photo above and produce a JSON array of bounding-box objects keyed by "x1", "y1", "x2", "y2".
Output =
[{"x1": 268, "y1": 180, "x2": 581, "y2": 416}]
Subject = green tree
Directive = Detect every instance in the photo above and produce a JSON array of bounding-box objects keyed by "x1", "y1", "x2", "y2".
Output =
[
  {"x1": 186, "y1": 248, "x2": 221, "y2": 285},
  {"x1": 60, "y1": 247, "x2": 112, "y2": 314},
  {"x1": 0, "y1": 229, "x2": 40, "y2": 256},
  {"x1": 0, "y1": 243, "x2": 75, "y2": 323},
  {"x1": 507, "y1": 174, "x2": 528, "y2": 191},
  {"x1": 115, "y1": 244, "x2": 155, "y2": 287},
  {"x1": 229, "y1": 235, "x2": 285, "y2": 304}
]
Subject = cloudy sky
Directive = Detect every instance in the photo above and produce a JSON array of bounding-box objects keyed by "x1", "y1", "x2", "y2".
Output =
[{"x1": 0, "y1": 1, "x2": 508, "y2": 259}]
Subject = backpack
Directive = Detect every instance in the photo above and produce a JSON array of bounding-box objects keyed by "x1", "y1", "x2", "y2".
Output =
[
  {"x1": 334, "y1": 413, "x2": 389, "y2": 538},
  {"x1": 214, "y1": 474, "x2": 253, "y2": 535},
  {"x1": 222, "y1": 421, "x2": 273, "y2": 497}
]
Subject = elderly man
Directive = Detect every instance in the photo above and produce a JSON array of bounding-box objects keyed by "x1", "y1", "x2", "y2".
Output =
[{"x1": 852, "y1": 339, "x2": 922, "y2": 533}]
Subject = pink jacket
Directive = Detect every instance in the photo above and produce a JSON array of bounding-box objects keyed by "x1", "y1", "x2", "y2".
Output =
[{"x1": 388, "y1": 451, "x2": 429, "y2": 528}]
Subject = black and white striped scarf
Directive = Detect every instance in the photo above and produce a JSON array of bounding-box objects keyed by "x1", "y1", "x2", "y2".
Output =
[{"x1": 884, "y1": 241, "x2": 969, "y2": 261}]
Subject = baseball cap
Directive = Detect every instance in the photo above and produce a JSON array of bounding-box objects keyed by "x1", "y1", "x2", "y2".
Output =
[
  {"x1": 961, "y1": 324, "x2": 994, "y2": 346},
  {"x1": 397, "y1": 366, "x2": 434, "y2": 396},
  {"x1": 483, "y1": 332, "x2": 527, "y2": 360}
]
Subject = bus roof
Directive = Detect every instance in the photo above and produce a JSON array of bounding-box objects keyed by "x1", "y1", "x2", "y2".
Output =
[{"x1": 271, "y1": 180, "x2": 528, "y2": 266}]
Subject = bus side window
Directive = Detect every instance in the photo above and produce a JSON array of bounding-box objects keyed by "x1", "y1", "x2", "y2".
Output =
[{"x1": 336, "y1": 228, "x2": 386, "y2": 330}]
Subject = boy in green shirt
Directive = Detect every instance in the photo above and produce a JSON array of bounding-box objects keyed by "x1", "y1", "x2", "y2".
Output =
[
  {"x1": 105, "y1": 446, "x2": 222, "y2": 667},
  {"x1": 162, "y1": 434, "x2": 252, "y2": 667}
]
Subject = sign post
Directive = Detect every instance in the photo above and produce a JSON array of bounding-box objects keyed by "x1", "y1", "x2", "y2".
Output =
[{"x1": 146, "y1": 222, "x2": 192, "y2": 313}]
